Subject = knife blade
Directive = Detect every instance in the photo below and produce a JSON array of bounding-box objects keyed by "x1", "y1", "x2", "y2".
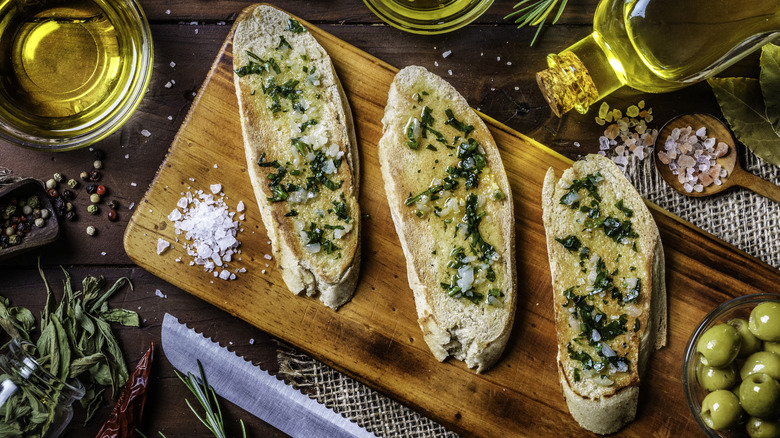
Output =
[{"x1": 161, "y1": 313, "x2": 376, "y2": 438}]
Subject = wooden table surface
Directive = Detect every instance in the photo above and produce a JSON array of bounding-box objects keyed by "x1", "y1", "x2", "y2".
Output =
[{"x1": 0, "y1": 1, "x2": 767, "y2": 437}]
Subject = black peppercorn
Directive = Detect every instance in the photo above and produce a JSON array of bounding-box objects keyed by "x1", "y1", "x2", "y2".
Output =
[
  {"x1": 93, "y1": 149, "x2": 105, "y2": 160},
  {"x1": 62, "y1": 189, "x2": 74, "y2": 200},
  {"x1": 89, "y1": 169, "x2": 102, "y2": 181},
  {"x1": 65, "y1": 211, "x2": 76, "y2": 221},
  {"x1": 108, "y1": 200, "x2": 119, "y2": 210},
  {"x1": 86, "y1": 183, "x2": 97, "y2": 194}
]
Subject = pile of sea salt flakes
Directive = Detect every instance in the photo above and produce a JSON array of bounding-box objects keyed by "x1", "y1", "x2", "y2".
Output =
[
  {"x1": 594, "y1": 101, "x2": 658, "y2": 172},
  {"x1": 160, "y1": 183, "x2": 247, "y2": 281},
  {"x1": 657, "y1": 126, "x2": 730, "y2": 193}
]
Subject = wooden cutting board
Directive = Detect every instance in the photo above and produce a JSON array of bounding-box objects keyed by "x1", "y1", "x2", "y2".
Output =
[{"x1": 124, "y1": 5, "x2": 780, "y2": 437}]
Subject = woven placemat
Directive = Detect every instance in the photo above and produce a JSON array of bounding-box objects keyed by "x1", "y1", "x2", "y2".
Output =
[{"x1": 276, "y1": 147, "x2": 779, "y2": 437}]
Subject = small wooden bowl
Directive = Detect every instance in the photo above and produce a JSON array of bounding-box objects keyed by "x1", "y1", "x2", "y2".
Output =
[{"x1": 0, "y1": 178, "x2": 60, "y2": 261}]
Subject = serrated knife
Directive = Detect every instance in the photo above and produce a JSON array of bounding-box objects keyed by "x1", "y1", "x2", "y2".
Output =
[{"x1": 161, "y1": 313, "x2": 376, "y2": 438}]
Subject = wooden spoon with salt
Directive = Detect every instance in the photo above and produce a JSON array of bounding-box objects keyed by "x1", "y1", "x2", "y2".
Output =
[{"x1": 654, "y1": 113, "x2": 780, "y2": 204}]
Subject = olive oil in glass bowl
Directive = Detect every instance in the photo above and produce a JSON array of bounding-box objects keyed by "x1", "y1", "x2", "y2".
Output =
[
  {"x1": 363, "y1": 0, "x2": 493, "y2": 34},
  {"x1": 0, "y1": 0, "x2": 152, "y2": 151}
]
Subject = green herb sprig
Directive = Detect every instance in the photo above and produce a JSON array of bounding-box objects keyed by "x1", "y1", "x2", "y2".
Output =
[
  {"x1": 505, "y1": 0, "x2": 569, "y2": 46},
  {"x1": 176, "y1": 360, "x2": 247, "y2": 438}
]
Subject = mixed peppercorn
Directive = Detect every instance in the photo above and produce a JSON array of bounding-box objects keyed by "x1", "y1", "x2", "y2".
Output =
[{"x1": 0, "y1": 193, "x2": 52, "y2": 249}]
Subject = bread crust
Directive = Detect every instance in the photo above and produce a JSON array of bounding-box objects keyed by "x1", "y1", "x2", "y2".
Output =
[
  {"x1": 541, "y1": 154, "x2": 667, "y2": 433},
  {"x1": 233, "y1": 5, "x2": 360, "y2": 309},
  {"x1": 379, "y1": 66, "x2": 516, "y2": 373}
]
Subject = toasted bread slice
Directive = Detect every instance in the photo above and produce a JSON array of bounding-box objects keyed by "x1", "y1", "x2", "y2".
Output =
[
  {"x1": 233, "y1": 5, "x2": 360, "y2": 309},
  {"x1": 541, "y1": 154, "x2": 667, "y2": 434},
  {"x1": 378, "y1": 66, "x2": 516, "y2": 373}
]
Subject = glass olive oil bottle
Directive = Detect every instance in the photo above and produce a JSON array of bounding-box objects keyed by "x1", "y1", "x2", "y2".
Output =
[
  {"x1": 537, "y1": 0, "x2": 780, "y2": 117},
  {"x1": 0, "y1": 0, "x2": 152, "y2": 149}
]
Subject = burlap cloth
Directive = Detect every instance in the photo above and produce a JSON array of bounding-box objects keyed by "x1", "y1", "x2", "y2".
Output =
[{"x1": 276, "y1": 147, "x2": 779, "y2": 437}]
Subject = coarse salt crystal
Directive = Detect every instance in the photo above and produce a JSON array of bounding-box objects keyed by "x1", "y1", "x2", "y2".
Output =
[
  {"x1": 210, "y1": 183, "x2": 222, "y2": 194},
  {"x1": 264, "y1": 254, "x2": 272, "y2": 260},
  {"x1": 155, "y1": 289, "x2": 168, "y2": 299},
  {"x1": 237, "y1": 201, "x2": 245, "y2": 212},
  {"x1": 141, "y1": 129, "x2": 151, "y2": 137},
  {"x1": 170, "y1": 61, "x2": 176, "y2": 68},
  {"x1": 157, "y1": 238, "x2": 172, "y2": 255},
  {"x1": 442, "y1": 50, "x2": 451, "y2": 58}
]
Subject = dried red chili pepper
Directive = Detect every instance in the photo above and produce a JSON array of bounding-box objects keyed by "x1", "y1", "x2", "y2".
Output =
[{"x1": 95, "y1": 342, "x2": 154, "y2": 438}]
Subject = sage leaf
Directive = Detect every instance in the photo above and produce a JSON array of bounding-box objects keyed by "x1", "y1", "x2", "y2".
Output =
[
  {"x1": 761, "y1": 43, "x2": 780, "y2": 137},
  {"x1": 69, "y1": 353, "x2": 106, "y2": 379},
  {"x1": 50, "y1": 314, "x2": 71, "y2": 382},
  {"x1": 99, "y1": 308, "x2": 140, "y2": 327},
  {"x1": 709, "y1": 77, "x2": 780, "y2": 167}
]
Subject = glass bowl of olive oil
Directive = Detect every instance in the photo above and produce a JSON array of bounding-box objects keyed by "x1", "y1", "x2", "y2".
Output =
[
  {"x1": 363, "y1": 0, "x2": 493, "y2": 34},
  {"x1": 0, "y1": 0, "x2": 152, "y2": 151}
]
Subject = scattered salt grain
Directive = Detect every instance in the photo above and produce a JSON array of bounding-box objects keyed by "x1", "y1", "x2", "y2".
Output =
[
  {"x1": 448, "y1": 69, "x2": 453, "y2": 76},
  {"x1": 164, "y1": 81, "x2": 173, "y2": 89},
  {"x1": 155, "y1": 289, "x2": 168, "y2": 299},
  {"x1": 592, "y1": 100, "x2": 657, "y2": 172},
  {"x1": 101, "y1": 252, "x2": 107, "y2": 256},
  {"x1": 442, "y1": 50, "x2": 451, "y2": 58},
  {"x1": 141, "y1": 129, "x2": 151, "y2": 137},
  {"x1": 170, "y1": 61, "x2": 176, "y2": 68},
  {"x1": 264, "y1": 254, "x2": 272, "y2": 260},
  {"x1": 210, "y1": 183, "x2": 222, "y2": 194},
  {"x1": 125, "y1": 154, "x2": 130, "y2": 159},
  {"x1": 249, "y1": 338, "x2": 255, "y2": 345},
  {"x1": 168, "y1": 115, "x2": 173, "y2": 121},
  {"x1": 165, "y1": 9, "x2": 170, "y2": 14},
  {"x1": 213, "y1": 164, "x2": 218, "y2": 169},
  {"x1": 130, "y1": 182, "x2": 137, "y2": 187},
  {"x1": 237, "y1": 201, "x2": 245, "y2": 212}
]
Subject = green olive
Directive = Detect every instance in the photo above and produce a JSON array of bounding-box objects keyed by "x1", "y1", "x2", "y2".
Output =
[
  {"x1": 765, "y1": 341, "x2": 780, "y2": 356},
  {"x1": 747, "y1": 416, "x2": 780, "y2": 438},
  {"x1": 749, "y1": 302, "x2": 780, "y2": 342},
  {"x1": 739, "y1": 373, "x2": 780, "y2": 419},
  {"x1": 741, "y1": 351, "x2": 780, "y2": 381},
  {"x1": 701, "y1": 389, "x2": 743, "y2": 430},
  {"x1": 730, "y1": 317, "x2": 764, "y2": 357},
  {"x1": 698, "y1": 361, "x2": 739, "y2": 391},
  {"x1": 698, "y1": 323, "x2": 742, "y2": 367}
]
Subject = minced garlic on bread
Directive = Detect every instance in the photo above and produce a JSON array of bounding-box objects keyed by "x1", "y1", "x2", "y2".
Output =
[
  {"x1": 379, "y1": 66, "x2": 516, "y2": 373},
  {"x1": 233, "y1": 5, "x2": 360, "y2": 309},
  {"x1": 541, "y1": 154, "x2": 667, "y2": 434}
]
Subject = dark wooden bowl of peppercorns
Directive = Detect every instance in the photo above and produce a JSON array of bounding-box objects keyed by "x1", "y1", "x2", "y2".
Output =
[{"x1": 0, "y1": 178, "x2": 60, "y2": 261}]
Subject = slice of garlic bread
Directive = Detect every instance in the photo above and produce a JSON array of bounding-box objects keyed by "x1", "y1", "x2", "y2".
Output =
[
  {"x1": 233, "y1": 5, "x2": 360, "y2": 309},
  {"x1": 541, "y1": 154, "x2": 667, "y2": 434},
  {"x1": 379, "y1": 66, "x2": 516, "y2": 373}
]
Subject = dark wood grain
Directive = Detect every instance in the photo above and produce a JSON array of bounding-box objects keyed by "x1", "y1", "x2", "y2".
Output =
[{"x1": 0, "y1": 1, "x2": 773, "y2": 437}]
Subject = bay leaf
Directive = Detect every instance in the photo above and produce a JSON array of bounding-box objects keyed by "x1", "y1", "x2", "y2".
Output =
[
  {"x1": 760, "y1": 43, "x2": 780, "y2": 136},
  {"x1": 708, "y1": 77, "x2": 780, "y2": 167}
]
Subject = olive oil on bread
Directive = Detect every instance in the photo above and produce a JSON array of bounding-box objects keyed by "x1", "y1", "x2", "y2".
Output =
[
  {"x1": 542, "y1": 154, "x2": 667, "y2": 434},
  {"x1": 379, "y1": 66, "x2": 516, "y2": 373}
]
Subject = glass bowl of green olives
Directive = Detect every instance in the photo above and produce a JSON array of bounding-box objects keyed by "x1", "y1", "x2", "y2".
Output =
[{"x1": 683, "y1": 293, "x2": 780, "y2": 438}]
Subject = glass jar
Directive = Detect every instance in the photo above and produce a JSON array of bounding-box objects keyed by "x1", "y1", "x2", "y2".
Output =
[{"x1": 0, "y1": 339, "x2": 85, "y2": 438}]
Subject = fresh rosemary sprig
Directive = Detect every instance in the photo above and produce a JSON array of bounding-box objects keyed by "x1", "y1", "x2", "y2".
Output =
[
  {"x1": 176, "y1": 360, "x2": 247, "y2": 438},
  {"x1": 505, "y1": 0, "x2": 569, "y2": 46}
]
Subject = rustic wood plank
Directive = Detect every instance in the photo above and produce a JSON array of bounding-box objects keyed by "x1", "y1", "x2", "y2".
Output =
[{"x1": 122, "y1": 8, "x2": 780, "y2": 437}]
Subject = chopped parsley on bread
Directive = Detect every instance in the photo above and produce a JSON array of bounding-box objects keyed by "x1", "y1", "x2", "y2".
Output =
[
  {"x1": 233, "y1": 5, "x2": 360, "y2": 309},
  {"x1": 542, "y1": 154, "x2": 667, "y2": 434},
  {"x1": 379, "y1": 66, "x2": 516, "y2": 373}
]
